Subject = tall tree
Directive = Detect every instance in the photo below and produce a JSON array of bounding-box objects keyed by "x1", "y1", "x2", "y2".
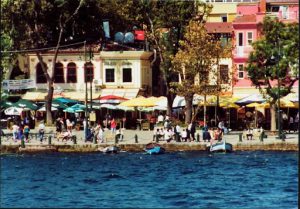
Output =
[
  {"x1": 135, "y1": 0, "x2": 198, "y2": 115},
  {"x1": 245, "y1": 16, "x2": 299, "y2": 131},
  {"x1": 0, "y1": 32, "x2": 14, "y2": 98},
  {"x1": 171, "y1": 11, "x2": 228, "y2": 124},
  {"x1": 1, "y1": 0, "x2": 99, "y2": 125}
]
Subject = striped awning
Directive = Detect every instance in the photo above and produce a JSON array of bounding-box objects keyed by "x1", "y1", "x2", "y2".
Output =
[{"x1": 100, "y1": 88, "x2": 140, "y2": 99}]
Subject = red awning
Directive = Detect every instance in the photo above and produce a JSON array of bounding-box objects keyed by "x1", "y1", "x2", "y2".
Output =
[{"x1": 93, "y1": 94, "x2": 129, "y2": 104}]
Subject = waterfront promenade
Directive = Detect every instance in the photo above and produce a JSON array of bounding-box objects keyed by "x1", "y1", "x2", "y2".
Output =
[{"x1": 1, "y1": 127, "x2": 298, "y2": 153}]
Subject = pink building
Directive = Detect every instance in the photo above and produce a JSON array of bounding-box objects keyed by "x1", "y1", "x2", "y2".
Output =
[{"x1": 232, "y1": 0, "x2": 299, "y2": 97}]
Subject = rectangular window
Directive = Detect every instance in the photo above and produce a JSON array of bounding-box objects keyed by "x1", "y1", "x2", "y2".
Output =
[
  {"x1": 238, "y1": 33, "x2": 243, "y2": 46},
  {"x1": 105, "y1": 68, "x2": 115, "y2": 82},
  {"x1": 247, "y1": 32, "x2": 253, "y2": 45},
  {"x1": 122, "y1": 68, "x2": 132, "y2": 83},
  {"x1": 220, "y1": 65, "x2": 229, "y2": 84},
  {"x1": 221, "y1": 15, "x2": 227, "y2": 22},
  {"x1": 238, "y1": 64, "x2": 244, "y2": 79}
]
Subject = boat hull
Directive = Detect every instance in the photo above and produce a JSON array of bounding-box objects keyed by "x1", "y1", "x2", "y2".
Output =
[
  {"x1": 102, "y1": 146, "x2": 119, "y2": 154},
  {"x1": 144, "y1": 143, "x2": 166, "y2": 154},
  {"x1": 210, "y1": 141, "x2": 233, "y2": 153}
]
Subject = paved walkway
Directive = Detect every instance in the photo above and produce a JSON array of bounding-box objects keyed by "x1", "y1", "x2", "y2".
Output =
[{"x1": 1, "y1": 126, "x2": 298, "y2": 146}]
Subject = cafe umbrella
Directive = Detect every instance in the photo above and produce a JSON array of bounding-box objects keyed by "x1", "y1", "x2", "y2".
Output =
[
  {"x1": 4, "y1": 107, "x2": 23, "y2": 115},
  {"x1": 14, "y1": 99, "x2": 38, "y2": 111}
]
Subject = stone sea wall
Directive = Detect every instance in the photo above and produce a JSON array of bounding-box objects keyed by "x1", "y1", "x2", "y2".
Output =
[{"x1": 0, "y1": 142, "x2": 298, "y2": 154}]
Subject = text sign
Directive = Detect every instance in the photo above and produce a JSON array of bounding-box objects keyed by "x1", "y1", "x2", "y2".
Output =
[{"x1": 2, "y1": 79, "x2": 36, "y2": 90}]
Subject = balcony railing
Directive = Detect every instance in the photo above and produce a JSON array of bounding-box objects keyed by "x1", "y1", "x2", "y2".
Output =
[
  {"x1": 234, "y1": 46, "x2": 253, "y2": 57},
  {"x1": 266, "y1": 11, "x2": 299, "y2": 21}
]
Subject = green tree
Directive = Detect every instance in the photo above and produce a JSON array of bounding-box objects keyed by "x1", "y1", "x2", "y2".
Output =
[
  {"x1": 136, "y1": 0, "x2": 199, "y2": 115},
  {"x1": 245, "y1": 16, "x2": 299, "y2": 131},
  {"x1": 1, "y1": 0, "x2": 96, "y2": 125},
  {"x1": 171, "y1": 14, "x2": 228, "y2": 124},
  {"x1": 0, "y1": 32, "x2": 14, "y2": 98}
]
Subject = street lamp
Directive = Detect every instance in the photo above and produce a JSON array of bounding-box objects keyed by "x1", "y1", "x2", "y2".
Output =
[{"x1": 84, "y1": 41, "x2": 88, "y2": 141}]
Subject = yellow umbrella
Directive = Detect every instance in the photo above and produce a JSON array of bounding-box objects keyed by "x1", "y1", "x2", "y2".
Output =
[
  {"x1": 246, "y1": 102, "x2": 261, "y2": 108},
  {"x1": 119, "y1": 96, "x2": 148, "y2": 107},
  {"x1": 280, "y1": 99, "x2": 299, "y2": 108},
  {"x1": 221, "y1": 103, "x2": 240, "y2": 109},
  {"x1": 257, "y1": 102, "x2": 270, "y2": 108}
]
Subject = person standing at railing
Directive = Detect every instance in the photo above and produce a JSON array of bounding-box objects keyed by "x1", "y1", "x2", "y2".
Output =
[
  {"x1": 12, "y1": 123, "x2": 19, "y2": 142},
  {"x1": 23, "y1": 124, "x2": 30, "y2": 142},
  {"x1": 38, "y1": 121, "x2": 45, "y2": 143},
  {"x1": 110, "y1": 118, "x2": 117, "y2": 134}
]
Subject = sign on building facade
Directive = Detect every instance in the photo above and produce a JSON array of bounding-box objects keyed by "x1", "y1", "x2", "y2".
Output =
[{"x1": 2, "y1": 79, "x2": 36, "y2": 90}]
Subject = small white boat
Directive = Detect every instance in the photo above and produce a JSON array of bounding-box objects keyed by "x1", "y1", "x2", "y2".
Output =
[
  {"x1": 209, "y1": 139, "x2": 233, "y2": 153},
  {"x1": 99, "y1": 146, "x2": 119, "y2": 154}
]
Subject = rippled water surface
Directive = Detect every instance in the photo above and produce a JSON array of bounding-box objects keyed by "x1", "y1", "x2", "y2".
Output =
[{"x1": 1, "y1": 151, "x2": 298, "y2": 208}]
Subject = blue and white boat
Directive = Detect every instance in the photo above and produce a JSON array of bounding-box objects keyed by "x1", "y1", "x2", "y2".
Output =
[
  {"x1": 144, "y1": 143, "x2": 165, "y2": 155},
  {"x1": 209, "y1": 139, "x2": 233, "y2": 153}
]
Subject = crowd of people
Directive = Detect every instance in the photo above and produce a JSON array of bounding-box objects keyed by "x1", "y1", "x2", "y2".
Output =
[
  {"x1": 152, "y1": 113, "x2": 228, "y2": 144},
  {"x1": 4, "y1": 110, "x2": 298, "y2": 144}
]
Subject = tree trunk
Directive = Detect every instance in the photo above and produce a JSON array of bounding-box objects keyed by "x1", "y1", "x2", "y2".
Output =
[
  {"x1": 185, "y1": 94, "x2": 193, "y2": 124},
  {"x1": 46, "y1": 81, "x2": 54, "y2": 125},
  {"x1": 203, "y1": 94, "x2": 207, "y2": 126},
  {"x1": 270, "y1": 103, "x2": 276, "y2": 131}
]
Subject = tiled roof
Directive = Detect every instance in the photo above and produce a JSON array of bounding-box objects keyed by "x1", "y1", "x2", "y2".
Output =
[
  {"x1": 233, "y1": 14, "x2": 257, "y2": 23},
  {"x1": 205, "y1": 22, "x2": 233, "y2": 33}
]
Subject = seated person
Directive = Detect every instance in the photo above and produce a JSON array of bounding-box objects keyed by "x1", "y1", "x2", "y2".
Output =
[
  {"x1": 202, "y1": 128, "x2": 211, "y2": 142},
  {"x1": 85, "y1": 128, "x2": 94, "y2": 142},
  {"x1": 153, "y1": 128, "x2": 163, "y2": 141},
  {"x1": 214, "y1": 128, "x2": 223, "y2": 142},
  {"x1": 181, "y1": 129, "x2": 188, "y2": 142},
  {"x1": 115, "y1": 128, "x2": 124, "y2": 142},
  {"x1": 164, "y1": 128, "x2": 173, "y2": 143},
  {"x1": 57, "y1": 130, "x2": 72, "y2": 141},
  {"x1": 208, "y1": 128, "x2": 215, "y2": 141},
  {"x1": 246, "y1": 129, "x2": 253, "y2": 140}
]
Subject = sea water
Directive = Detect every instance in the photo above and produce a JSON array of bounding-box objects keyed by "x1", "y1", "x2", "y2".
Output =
[{"x1": 0, "y1": 151, "x2": 298, "y2": 208}]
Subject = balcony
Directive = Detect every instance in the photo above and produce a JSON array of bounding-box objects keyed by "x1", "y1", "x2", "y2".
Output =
[
  {"x1": 234, "y1": 46, "x2": 253, "y2": 58},
  {"x1": 266, "y1": 11, "x2": 299, "y2": 21}
]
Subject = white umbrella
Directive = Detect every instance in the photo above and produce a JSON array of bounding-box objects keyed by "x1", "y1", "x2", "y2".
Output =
[
  {"x1": 4, "y1": 107, "x2": 23, "y2": 115},
  {"x1": 235, "y1": 94, "x2": 266, "y2": 105},
  {"x1": 172, "y1": 94, "x2": 203, "y2": 108},
  {"x1": 115, "y1": 105, "x2": 134, "y2": 112},
  {"x1": 37, "y1": 106, "x2": 58, "y2": 112},
  {"x1": 100, "y1": 104, "x2": 117, "y2": 110}
]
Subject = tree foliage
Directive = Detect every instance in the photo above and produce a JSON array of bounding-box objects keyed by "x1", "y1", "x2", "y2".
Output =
[
  {"x1": 1, "y1": 0, "x2": 89, "y2": 124},
  {"x1": 133, "y1": 0, "x2": 199, "y2": 115},
  {"x1": 245, "y1": 16, "x2": 299, "y2": 131},
  {"x1": 171, "y1": 11, "x2": 230, "y2": 124}
]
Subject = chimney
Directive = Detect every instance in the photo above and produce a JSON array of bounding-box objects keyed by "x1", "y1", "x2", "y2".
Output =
[{"x1": 259, "y1": 0, "x2": 266, "y2": 13}]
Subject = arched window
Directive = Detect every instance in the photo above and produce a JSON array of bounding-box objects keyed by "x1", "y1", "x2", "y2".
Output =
[
  {"x1": 36, "y1": 62, "x2": 47, "y2": 83},
  {"x1": 54, "y1": 62, "x2": 64, "y2": 83},
  {"x1": 67, "y1": 62, "x2": 77, "y2": 83},
  {"x1": 84, "y1": 62, "x2": 94, "y2": 82}
]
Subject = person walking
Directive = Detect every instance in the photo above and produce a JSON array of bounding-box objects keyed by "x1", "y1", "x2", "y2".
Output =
[
  {"x1": 110, "y1": 118, "x2": 117, "y2": 134},
  {"x1": 23, "y1": 124, "x2": 30, "y2": 142},
  {"x1": 288, "y1": 116, "x2": 294, "y2": 133},
  {"x1": 294, "y1": 113, "x2": 299, "y2": 133},
  {"x1": 38, "y1": 121, "x2": 45, "y2": 143},
  {"x1": 190, "y1": 121, "x2": 196, "y2": 141},
  {"x1": 174, "y1": 123, "x2": 181, "y2": 142},
  {"x1": 66, "y1": 118, "x2": 73, "y2": 131}
]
